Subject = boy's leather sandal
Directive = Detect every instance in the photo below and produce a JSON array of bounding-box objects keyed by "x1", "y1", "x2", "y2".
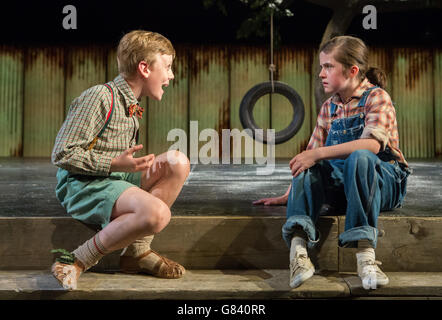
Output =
[
  {"x1": 120, "y1": 249, "x2": 186, "y2": 279},
  {"x1": 51, "y1": 260, "x2": 85, "y2": 290}
]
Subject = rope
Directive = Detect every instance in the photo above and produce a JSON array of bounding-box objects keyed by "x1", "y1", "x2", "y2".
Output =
[{"x1": 269, "y1": 10, "x2": 275, "y2": 93}]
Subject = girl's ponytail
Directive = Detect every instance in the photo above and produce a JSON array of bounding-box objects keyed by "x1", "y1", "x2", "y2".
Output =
[
  {"x1": 320, "y1": 36, "x2": 388, "y2": 89},
  {"x1": 365, "y1": 67, "x2": 387, "y2": 89}
]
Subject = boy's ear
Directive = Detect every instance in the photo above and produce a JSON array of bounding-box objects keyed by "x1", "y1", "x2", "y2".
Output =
[{"x1": 138, "y1": 61, "x2": 151, "y2": 79}]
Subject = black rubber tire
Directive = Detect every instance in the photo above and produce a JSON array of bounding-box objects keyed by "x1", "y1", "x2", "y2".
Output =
[{"x1": 239, "y1": 81, "x2": 305, "y2": 144}]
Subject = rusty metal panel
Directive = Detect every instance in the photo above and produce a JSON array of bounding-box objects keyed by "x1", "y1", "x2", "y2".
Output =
[
  {"x1": 0, "y1": 46, "x2": 23, "y2": 156},
  {"x1": 148, "y1": 46, "x2": 188, "y2": 156},
  {"x1": 273, "y1": 46, "x2": 313, "y2": 158},
  {"x1": 434, "y1": 48, "x2": 442, "y2": 157},
  {"x1": 106, "y1": 47, "x2": 118, "y2": 82},
  {"x1": 65, "y1": 46, "x2": 106, "y2": 114},
  {"x1": 189, "y1": 46, "x2": 229, "y2": 162},
  {"x1": 230, "y1": 45, "x2": 269, "y2": 161},
  {"x1": 23, "y1": 47, "x2": 65, "y2": 157},
  {"x1": 311, "y1": 52, "x2": 319, "y2": 136},
  {"x1": 392, "y1": 48, "x2": 434, "y2": 159},
  {"x1": 369, "y1": 46, "x2": 393, "y2": 94}
]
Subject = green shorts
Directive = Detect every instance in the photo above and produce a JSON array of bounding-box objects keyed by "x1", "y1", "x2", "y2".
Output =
[{"x1": 55, "y1": 168, "x2": 142, "y2": 230}]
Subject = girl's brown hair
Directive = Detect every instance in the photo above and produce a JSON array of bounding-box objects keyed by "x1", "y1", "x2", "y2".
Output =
[
  {"x1": 319, "y1": 36, "x2": 386, "y2": 89},
  {"x1": 117, "y1": 30, "x2": 175, "y2": 79}
]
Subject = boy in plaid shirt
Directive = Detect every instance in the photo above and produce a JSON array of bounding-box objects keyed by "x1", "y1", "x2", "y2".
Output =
[{"x1": 51, "y1": 30, "x2": 190, "y2": 290}]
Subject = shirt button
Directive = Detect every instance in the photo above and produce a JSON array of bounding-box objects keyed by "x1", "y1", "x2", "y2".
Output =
[{"x1": 343, "y1": 130, "x2": 347, "y2": 134}]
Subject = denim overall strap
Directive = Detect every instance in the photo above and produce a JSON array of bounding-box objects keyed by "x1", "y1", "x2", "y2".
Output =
[
  {"x1": 330, "y1": 101, "x2": 338, "y2": 118},
  {"x1": 357, "y1": 86, "x2": 378, "y2": 108}
]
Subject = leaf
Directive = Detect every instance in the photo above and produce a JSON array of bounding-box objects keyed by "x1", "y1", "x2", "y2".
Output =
[
  {"x1": 60, "y1": 255, "x2": 75, "y2": 261},
  {"x1": 51, "y1": 248, "x2": 71, "y2": 255},
  {"x1": 51, "y1": 248, "x2": 76, "y2": 265}
]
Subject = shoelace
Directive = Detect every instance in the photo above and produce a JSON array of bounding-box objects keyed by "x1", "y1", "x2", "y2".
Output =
[
  {"x1": 360, "y1": 260, "x2": 383, "y2": 276},
  {"x1": 290, "y1": 254, "x2": 309, "y2": 275}
]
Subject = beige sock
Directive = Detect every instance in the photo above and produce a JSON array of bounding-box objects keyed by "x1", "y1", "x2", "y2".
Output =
[
  {"x1": 121, "y1": 234, "x2": 154, "y2": 257},
  {"x1": 72, "y1": 233, "x2": 110, "y2": 271},
  {"x1": 122, "y1": 234, "x2": 161, "y2": 270}
]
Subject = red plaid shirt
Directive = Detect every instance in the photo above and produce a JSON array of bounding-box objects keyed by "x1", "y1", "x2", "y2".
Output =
[{"x1": 307, "y1": 78, "x2": 408, "y2": 167}]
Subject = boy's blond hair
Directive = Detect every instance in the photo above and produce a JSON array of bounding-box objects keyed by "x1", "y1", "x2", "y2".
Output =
[{"x1": 117, "y1": 30, "x2": 175, "y2": 78}]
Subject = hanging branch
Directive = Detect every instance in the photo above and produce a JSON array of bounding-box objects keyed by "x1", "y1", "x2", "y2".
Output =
[{"x1": 203, "y1": 0, "x2": 295, "y2": 47}]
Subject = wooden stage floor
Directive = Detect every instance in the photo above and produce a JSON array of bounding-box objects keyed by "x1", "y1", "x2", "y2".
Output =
[{"x1": 0, "y1": 158, "x2": 441, "y2": 218}]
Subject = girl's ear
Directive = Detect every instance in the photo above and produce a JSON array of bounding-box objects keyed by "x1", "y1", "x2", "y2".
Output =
[{"x1": 349, "y1": 65, "x2": 360, "y2": 78}]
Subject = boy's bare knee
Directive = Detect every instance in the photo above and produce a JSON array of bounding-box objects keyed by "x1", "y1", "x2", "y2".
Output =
[
  {"x1": 166, "y1": 150, "x2": 190, "y2": 178},
  {"x1": 139, "y1": 200, "x2": 171, "y2": 234}
]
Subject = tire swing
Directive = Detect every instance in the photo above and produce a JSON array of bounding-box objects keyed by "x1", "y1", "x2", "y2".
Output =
[{"x1": 239, "y1": 10, "x2": 305, "y2": 145}]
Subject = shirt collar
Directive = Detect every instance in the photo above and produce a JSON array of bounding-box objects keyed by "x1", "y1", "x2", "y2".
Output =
[
  {"x1": 331, "y1": 78, "x2": 374, "y2": 105},
  {"x1": 112, "y1": 75, "x2": 139, "y2": 107}
]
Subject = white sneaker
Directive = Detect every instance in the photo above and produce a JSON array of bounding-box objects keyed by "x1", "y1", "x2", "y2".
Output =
[
  {"x1": 289, "y1": 253, "x2": 315, "y2": 288},
  {"x1": 357, "y1": 259, "x2": 389, "y2": 290}
]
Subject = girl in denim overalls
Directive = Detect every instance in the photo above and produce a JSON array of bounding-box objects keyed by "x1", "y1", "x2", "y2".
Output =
[{"x1": 254, "y1": 36, "x2": 411, "y2": 290}]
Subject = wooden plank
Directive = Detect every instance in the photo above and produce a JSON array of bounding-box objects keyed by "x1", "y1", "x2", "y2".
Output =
[
  {"x1": 23, "y1": 47, "x2": 65, "y2": 157},
  {"x1": 339, "y1": 217, "x2": 442, "y2": 272},
  {"x1": 0, "y1": 46, "x2": 23, "y2": 156},
  {"x1": 148, "y1": 45, "x2": 188, "y2": 156},
  {"x1": 273, "y1": 46, "x2": 313, "y2": 158},
  {"x1": 0, "y1": 269, "x2": 351, "y2": 300},
  {"x1": 342, "y1": 272, "x2": 442, "y2": 297},
  {"x1": 0, "y1": 217, "x2": 119, "y2": 271},
  {"x1": 0, "y1": 216, "x2": 338, "y2": 271}
]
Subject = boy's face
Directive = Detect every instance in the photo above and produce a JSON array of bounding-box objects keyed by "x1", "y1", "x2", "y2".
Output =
[
  {"x1": 144, "y1": 53, "x2": 174, "y2": 100},
  {"x1": 319, "y1": 51, "x2": 351, "y2": 95}
]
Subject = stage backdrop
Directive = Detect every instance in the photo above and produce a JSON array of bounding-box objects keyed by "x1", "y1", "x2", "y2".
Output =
[{"x1": 0, "y1": 45, "x2": 441, "y2": 159}]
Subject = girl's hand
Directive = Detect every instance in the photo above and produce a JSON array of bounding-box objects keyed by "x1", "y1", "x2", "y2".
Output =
[
  {"x1": 110, "y1": 145, "x2": 155, "y2": 173},
  {"x1": 253, "y1": 195, "x2": 288, "y2": 206},
  {"x1": 289, "y1": 149, "x2": 318, "y2": 177}
]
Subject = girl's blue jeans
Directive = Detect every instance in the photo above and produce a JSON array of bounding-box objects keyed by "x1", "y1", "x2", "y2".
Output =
[{"x1": 282, "y1": 149, "x2": 409, "y2": 249}]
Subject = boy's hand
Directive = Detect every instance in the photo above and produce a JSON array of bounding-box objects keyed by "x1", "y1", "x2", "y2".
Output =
[
  {"x1": 110, "y1": 145, "x2": 155, "y2": 173},
  {"x1": 253, "y1": 195, "x2": 288, "y2": 206},
  {"x1": 289, "y1": 149, "x2": 318, "y2": 177}
]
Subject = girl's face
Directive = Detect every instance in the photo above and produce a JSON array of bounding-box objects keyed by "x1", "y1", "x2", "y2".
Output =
[{"x1": 319, "y1": 51, "x2": 351, "y2": 95}]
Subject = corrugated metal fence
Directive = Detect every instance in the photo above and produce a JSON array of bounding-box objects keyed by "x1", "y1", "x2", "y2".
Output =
[{"x1": 0, "y1": 45, "x2": 441, "y2": 159}]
